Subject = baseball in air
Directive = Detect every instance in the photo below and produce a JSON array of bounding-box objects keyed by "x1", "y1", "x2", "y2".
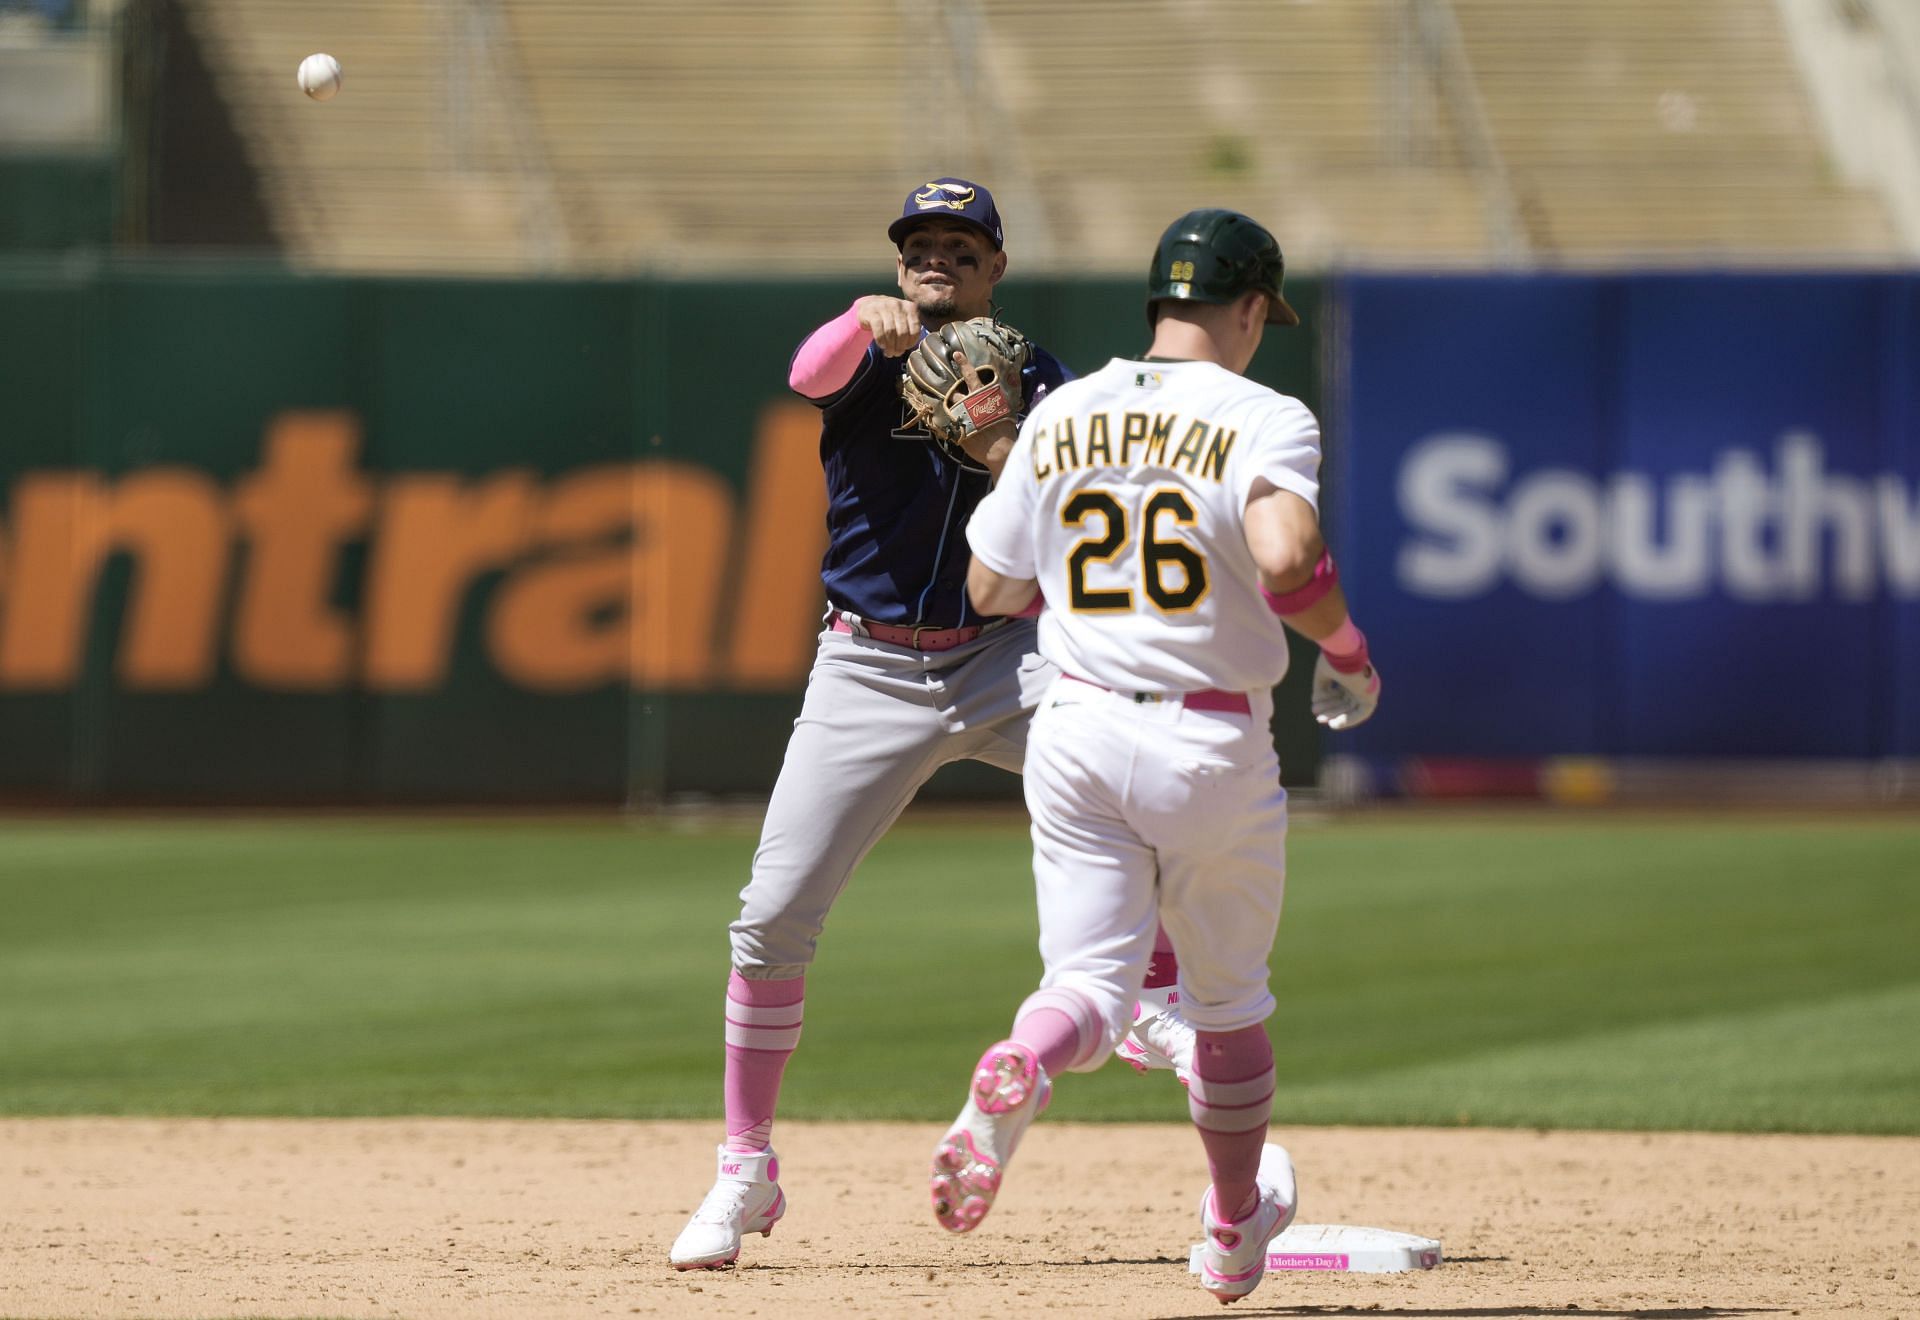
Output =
[{"x1": 297, "y1": 53, "x2": 342, "y2": 101}]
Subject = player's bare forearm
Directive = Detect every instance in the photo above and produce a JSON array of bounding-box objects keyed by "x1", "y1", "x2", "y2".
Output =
[
  {"x1": 958, "y1": 418, "x2": 1017, "y2": 481},
  {"x1": 967, "y1": 558, "x2": 1039, "y2": 616},
  {"x1": 1245, "y1": 482, "x2": 1360, "y2": 639},
  {"x1": 1245, "y1": 480, "x2": 1380, "y2": 726},
  {"x1": 1268, "y1": 580, "x2": 1354, "y2": 643},
  {"x1": 1245, "y1": 486, "x2": 1323, "y2": 581}
]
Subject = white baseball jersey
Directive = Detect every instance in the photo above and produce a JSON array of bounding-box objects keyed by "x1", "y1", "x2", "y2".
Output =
[{"x1": 967, "y1": 357, "x2": 1323, "y2": 694}]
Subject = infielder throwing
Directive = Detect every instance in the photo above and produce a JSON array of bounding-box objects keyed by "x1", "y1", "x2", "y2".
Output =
[
  {"x1": 668, "y1": 178, "x2": 1079, "y2": 1270},
  {"x1": 934, "y1": 209, "x2": 1381, "y2": 1305}
]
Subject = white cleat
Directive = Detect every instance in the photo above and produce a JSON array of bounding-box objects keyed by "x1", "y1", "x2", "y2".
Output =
[
  {"x1": 1197, "y1": 1143, "x2": 1299, "y2": 1304},
  {"x1": 930, "y1": 1040, "x2": 1051, "y2": 1233},
  {"x1": 1116, "y1": 1001, "x2": 1197, "y2": 1087},
  {"x1": 669, "y1": 1145, "x2": 786, "y2": 1270}
]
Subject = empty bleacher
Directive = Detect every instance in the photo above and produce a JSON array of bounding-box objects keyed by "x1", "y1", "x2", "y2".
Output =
[
  {"x1": 179, "y1": 0, "x2": 1904, "y2": 273},
  {"x1": 1453, "y1": 0, "x2": 1897, "y2": 263},
  {"x1": 181, "y1": 0, "x2": 542, "y2": 271},
  {"x1": 971, "y1": 0, "x2": 1492, "y2": 269},
  {"x1": 503, "y1": 0, "x2": 910, "y2": 269}
]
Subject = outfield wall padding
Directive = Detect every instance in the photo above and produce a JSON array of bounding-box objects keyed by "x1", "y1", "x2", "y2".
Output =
[{"x1": 0, "y1": 262, "x2": 1325, "y2": 802}]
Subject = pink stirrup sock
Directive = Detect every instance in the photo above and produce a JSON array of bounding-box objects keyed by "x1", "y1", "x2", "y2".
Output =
[
  {"x1": 1139, "y1": 924, "x2": 1180, "y2": 1012},
  {"x1": 788, "y1": 302, "x2": 873, "y2": 398},
  {"x1": 1008, "y1": 1008, "x2": 1082, "y2": 1078},
  {"x1": 723, "y1": 971, "x2": 805, "y2": 1153},
  {"x1": 1148, "y1": 923, "x2": 1180, "y2": 985},
  {"x1": 1011, "y1": 985, "x2": 1106, "y2": 1075},
  {"x1": 1187, "y1": 1025, "x2": 1276, "y2": 1221}
]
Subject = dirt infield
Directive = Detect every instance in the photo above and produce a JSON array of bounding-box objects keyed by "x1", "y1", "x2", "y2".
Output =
[{"x1": 2, "y1": 1118, "x2": 1913, "y2": 1320}]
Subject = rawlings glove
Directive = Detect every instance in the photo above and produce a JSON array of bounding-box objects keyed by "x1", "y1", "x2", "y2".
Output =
[
  {"x1": 1311, "y1": 652, "x2": 1381, "y2": 730},
  {"x1": 900, "y1": 317, "x2": 1030, "y2": 467}
]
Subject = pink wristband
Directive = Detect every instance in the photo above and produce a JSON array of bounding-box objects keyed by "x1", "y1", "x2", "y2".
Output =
[
  {"x1": 1010, "y1": 588, "x2": 1045, "y2": 618},
  {"x1": 1317, "y1": 618, "x2": 1371, "y2": 674},
  {"x1": 1260, "y1": 551, "x2": 1339, "y2": 616}
]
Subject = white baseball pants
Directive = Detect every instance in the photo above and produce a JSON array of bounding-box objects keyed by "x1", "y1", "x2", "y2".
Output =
[
  {"x1": 729, "y1": 618, "x2": 1056, "y2": 978},
  {"x1": 1022, "y1": 675, "x2": 1287, "y2": 1055}
]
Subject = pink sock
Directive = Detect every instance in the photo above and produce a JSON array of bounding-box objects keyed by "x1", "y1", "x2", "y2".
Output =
[
  {"x1": 1009, "y1": 986, "x2": 1105, "y2": 1075},
  {"x1": 1137, "y1": 924, "x2": 1180, "y2": 1013},
  {"x1": 723, "y1": 971, "x2": 804, "y2": 1153},
  {"x1": 1146, "y1": 923, "x2": 1179, "y2": 990},
  {"x1": 1187, "y1": 1025, "x2": 1275, "y2": 1221},
  {"x1": 1009, "y1": 1007, "x2": 1082, "y2": 1077}
]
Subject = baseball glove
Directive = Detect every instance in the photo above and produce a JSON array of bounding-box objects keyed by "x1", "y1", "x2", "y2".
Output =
[{"x1": 900, "y1": 317, "x2": 1031, "y2": 465}]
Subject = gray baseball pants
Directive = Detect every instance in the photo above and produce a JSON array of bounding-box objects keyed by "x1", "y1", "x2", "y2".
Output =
[{"x1": 729, "y1": 616, "x2": 1056, "y2": 979}]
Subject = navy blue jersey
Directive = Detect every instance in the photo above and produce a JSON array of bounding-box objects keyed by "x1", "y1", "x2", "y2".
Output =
[{"x1": 804, "y1": 337, "x2": 1072, "y2": 628}]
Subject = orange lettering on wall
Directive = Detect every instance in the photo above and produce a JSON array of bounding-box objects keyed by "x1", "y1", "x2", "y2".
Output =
[
  {"x1": 0, "y1": 470, "x2": 228, "y2": 690},
  {"x1": 231, "y1": 412, "x2": 373, "y2": 690},
  {"x1": 364, "y1": 471, "x2": 538, "y2": 691},
  {"x1": 488, "y1": 462, "x2": 733, "y2": 691},
  {"x1": 109, "y1": 471, "x2": 230, "y2": 688},
  {"x1": 1, "y1": 475, "x2": 108, "y2": 688},
  {"x1": 724, "y1": 401, "x2": 830, "y2": 689}
]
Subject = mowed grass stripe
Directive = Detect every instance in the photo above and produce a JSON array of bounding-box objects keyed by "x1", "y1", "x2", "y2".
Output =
[
  {"x1": 0, "y1": 813, "x2": 1914, "y2": 1131},
  {"x1": 1269, "y1": 815, "x2": 1920, "y2": 1078},
  {"x1": 1269, "y1": 981, "x2": 1920, "y2": 1134}
]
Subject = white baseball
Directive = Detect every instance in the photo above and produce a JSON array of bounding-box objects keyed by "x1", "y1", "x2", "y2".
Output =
[{"x1": 297, "y1": 53, "x2": 342, "y2": 101}]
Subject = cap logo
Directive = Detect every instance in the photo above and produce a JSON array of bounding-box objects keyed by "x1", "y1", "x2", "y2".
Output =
[{"x1": 914, "y1": 181, "x2": 977, "y2": 211}]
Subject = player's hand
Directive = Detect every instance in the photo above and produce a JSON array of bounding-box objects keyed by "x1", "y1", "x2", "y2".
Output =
[
  {"x1": 855, "y1": 295, "x2": 923, "y2": 357},
  {"x1": 1311, "y1": 652, "x2": 1380, "y2": 730}
]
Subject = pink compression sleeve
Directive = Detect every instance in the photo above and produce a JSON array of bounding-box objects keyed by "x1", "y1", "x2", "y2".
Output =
[{"x1": 788, "y1": 302, "x2": 874, "y2": 398}]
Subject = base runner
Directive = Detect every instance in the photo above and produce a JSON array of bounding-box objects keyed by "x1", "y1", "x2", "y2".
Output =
[{"x1": 932, "y1": 208, "x2": 1382, "y2": 1306}]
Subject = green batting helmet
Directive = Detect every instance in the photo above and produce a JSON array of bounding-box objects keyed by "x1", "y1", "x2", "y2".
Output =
[{"x1": 1146, "y1": 208, "x2": 1300, "y2": 327}]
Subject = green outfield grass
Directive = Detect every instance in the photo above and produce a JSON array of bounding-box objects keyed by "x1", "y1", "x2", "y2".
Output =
[{"x1": 0, "y1": 809, "x2": 1915, "y2": 1133}]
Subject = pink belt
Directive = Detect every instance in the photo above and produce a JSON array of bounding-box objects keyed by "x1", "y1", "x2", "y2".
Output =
[
  {"x1": 830, "y1": 612, "x2": 989, "y2": 653},
  {"x1": 1062, "y1": 673, "x2": 1252, "y2": 714}
]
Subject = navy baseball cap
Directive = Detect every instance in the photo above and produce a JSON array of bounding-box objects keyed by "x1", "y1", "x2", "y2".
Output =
[{"x1": 887, "y1": 177, "x2": 1004, "y2": 250}]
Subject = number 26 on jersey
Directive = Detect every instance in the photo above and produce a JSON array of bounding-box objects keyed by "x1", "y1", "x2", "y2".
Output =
[{"x1": 1062, "y1": 487, "x2": 1208, "y2": 613}]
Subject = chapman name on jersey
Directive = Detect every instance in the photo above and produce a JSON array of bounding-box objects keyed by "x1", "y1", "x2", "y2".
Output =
[
  {"x1": 968, "y1": 357, "x2": 1324, "y2": 696},
  {"x1": 1029, "y1": 406, "x2": 1238, "y2": 484}
]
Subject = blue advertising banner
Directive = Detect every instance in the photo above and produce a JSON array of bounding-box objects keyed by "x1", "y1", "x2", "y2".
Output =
[
  {"x1": 1336, "y1": 273, "x2": 1920, "y2": 761},
  {"x1": 1895, "y1": 280, "x2": 1920, "y2": 760}
]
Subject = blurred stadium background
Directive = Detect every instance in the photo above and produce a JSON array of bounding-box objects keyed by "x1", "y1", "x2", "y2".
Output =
[
  {"x1": 0, "y1": 1, "x2": 1916, "y2": 1135},
  {"x1": 2, "y1": 0, "x2": 1917, "y2": 808}
]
